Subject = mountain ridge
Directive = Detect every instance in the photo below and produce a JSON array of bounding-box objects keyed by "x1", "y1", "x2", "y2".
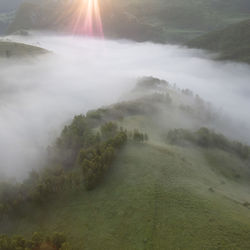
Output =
[
  {"x1": 1, "y1": 77, "x2": 250, "y2": 249},
  {"x1": 187, "y1": 18, "x2": 250, "y2": 63}
]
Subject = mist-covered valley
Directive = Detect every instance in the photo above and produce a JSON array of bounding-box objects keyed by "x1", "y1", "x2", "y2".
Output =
[
  {"x1": 1, "y1": 33, "x2": 250, "y2": 180},
  {"x1": 1, "y1": 0, "x2": 250, "y2": 246}
]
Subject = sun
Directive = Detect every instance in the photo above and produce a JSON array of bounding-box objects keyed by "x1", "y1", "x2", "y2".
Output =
[{"x1": 71, "y1": 0, "x2": 104, "y2": 37}]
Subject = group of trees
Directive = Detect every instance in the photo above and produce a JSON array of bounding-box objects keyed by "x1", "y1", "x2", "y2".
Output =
[
  {"x1": 136, "y1": 76, "x2": 169, "y2": 90},
  {"x1": 0, "y1": 167, "x2": 84, "y2": 219},
  {"x1": 167, "y1": 127, "x2": 250, "y2": 159},
  {"x1": 79, "y1": 122, "x2": 149, "y2": 190},
  {"x1": 0, "y1": 89, "x2": 152, "y2": 218},
  {"x1": 0, "y1": 117, "x2": 149, "y2": 218},
  {"x1": 79, "y1": 123, "x2": 149, "y2": 190},
  {"x1": 130, "y1": 129, "x2": 149, "y2": 143},
  {"x1": 53, "y1": 115, "x2": 101, "y2": 168},
  {"x1": 80, "y1": 129, "x2": 127, "y2": 190},
  {"x1": 0, "y1": 232, "x2": 71, "y2": 250},
  {"x1": 30, "y1": 170, "x2": 83, "y2": 204}
]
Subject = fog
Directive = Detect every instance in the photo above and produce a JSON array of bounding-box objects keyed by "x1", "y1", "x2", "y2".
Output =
[{"x1": 1, "y1": 33, "x2": 250, "y2": 179}]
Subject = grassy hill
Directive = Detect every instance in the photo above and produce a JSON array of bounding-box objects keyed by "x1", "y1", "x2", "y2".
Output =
[
  {"x1": 2, "y1": 142, "x2": 250, "y2": 249},
  {"x1": 0, "y1": 77, "x2": 250, "y2": 249},
  {"x1": 187, "y1": 19, "x2": 250, "y2": 63},
  {"x1": 0, "y1": 40, "x2": 48, "y2": 58}
]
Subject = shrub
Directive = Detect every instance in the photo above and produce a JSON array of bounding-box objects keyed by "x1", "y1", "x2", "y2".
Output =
[{"x1": 50, "y1": 232, "x2": 67, "y2": 249}]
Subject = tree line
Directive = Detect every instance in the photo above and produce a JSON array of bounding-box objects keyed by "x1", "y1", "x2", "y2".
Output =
[
  {"x1": 167, "y1": 127, "x2": 250, "y2": 159},
  {"x1": 0, "y1": 232, "x2": 71, "y2": 250},
  {"x1": 0, "y1": 118, "x2": 149, "y2": 219}
]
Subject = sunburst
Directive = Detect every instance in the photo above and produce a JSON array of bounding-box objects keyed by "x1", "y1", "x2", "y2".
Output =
[{"x1": 73, "y1": 0, "x2": 104, "y2": 37}]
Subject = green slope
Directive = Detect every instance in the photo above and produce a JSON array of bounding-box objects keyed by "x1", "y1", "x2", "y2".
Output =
[
  {"x1": 3, "y1": 142, "x2": 250, "y2": 249},
  {"x1": 1, "y1": 78, "x2": 250, "y2": 249},
  {"x1": 0, "y1": 40, "x2": 48, "y2": 58},
  {"x1": 187, "y1": 19, "x2": 250, "y2": 63}
]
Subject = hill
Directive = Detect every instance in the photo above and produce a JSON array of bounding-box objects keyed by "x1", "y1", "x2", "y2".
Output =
[
  {"x1": 0, "y1": 40, "x2": 49, "y2": 58},
  {"x1": 2, "y1": 143, "x2": 250, "y2": 249},
  {"x1": 5, "y1": 0, "x2": 250, "y2": 43},
  {"x1": 187, "y1": 19, "x2": 250, "y2": 63},
  {"x1": 6, "y1": 1, "x2": 166, "y2": 43},
  {"x1": 0, "y1": 77, "x2": 250, "y2": 249}
]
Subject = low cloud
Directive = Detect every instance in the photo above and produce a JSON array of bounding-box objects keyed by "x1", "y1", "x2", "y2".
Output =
[{"x1": 1, "y1": 33, "x2": 250, "y2": 178}]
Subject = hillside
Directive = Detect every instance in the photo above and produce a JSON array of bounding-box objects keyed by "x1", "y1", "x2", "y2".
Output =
[
  {"x1": 0, "y1": 40, "x2": 48, "y2": 58},
  {"x1": 187, "y1": 19, "x2": 250, "y2": 63},
  {"x1": 0, "y1": 77, "x2": 250, "y2": 249},
  {"x1": 6, "y1": 1, "x2": 166, "y2": 43},
  {"x1": 3, "y1": 143, "x2": 250, "y2": 249},
  {"x1": 5, "y1": 0, "x2": 250, "y2": 43}
]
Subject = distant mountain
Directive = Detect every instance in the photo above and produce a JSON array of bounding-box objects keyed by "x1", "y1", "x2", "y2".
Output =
[
  {"x1": 0, "y1": 1, "x2": 40, "y2": 34},
  {"x1": 123, "y1": 0, "x2": 250, "y2": 42},
  {"x1": 6, "y1": 0, "x2": 250, "y2": 43},
  {"x1": 6, "y1": 0, "x2": 166, "y2": 43},
  {"x1": 187, "y1": 19, "x2": 250, "y2": 63},
  {"x1": 0, "y1": 11, "x2": 15, "y2": 34}
]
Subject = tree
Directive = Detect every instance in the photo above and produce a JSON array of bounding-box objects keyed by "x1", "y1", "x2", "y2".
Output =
[
  {"x1": 101, "y1": 122, "x2": 118, "y2": 139},
  {"x1": 50, "y1": 232, "x2": 67, "y2": 249},
  {"x1": 32, "y1": 232, "x2": 43, "y2": 248},
  {"x1": 133, "y1": 130, "x2": 144, "y2": 142}
]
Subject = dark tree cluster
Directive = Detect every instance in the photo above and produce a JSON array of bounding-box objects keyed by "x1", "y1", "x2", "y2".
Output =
[
  {"x1": 30, "y1": 170, "x2": 83, "y2": 204},
  {"x1": 102, "y1": 93, "x2": 172, "y2": 122},
  {"x1": 181, "y1": 88, "x2": 193, "y2": 96},
  {"x1": 78, "y1": 122, "x2": 149, "y2": 190},
  {"x1": 100, "y1": 122, "x2": 118, "y2": 140},
  {"x1": 0, "y1": 119, "x2": 149, "y2": 217},
  {"x1": 0, "y1": 166, "x2": 85, "y2": 219},
  {"x1": 54, "y1": 115, "x2": 101, "y2": 168},
  {"x1": 0, "y1": 232, "x2": 71, "y2": 250},
  {"x1": 0, "y1": 104, "x2": 149, "y2": 219},
  {"x1": 135, "y1": 76, "x2": 168, "y2": 90},
  {"x1": 131, "y1": 129, "x2": 149, "y2": 143},
  {"x1": 79, "y1": 129, "x2": 127, "y2": 190},
  {"x1": 167, "y1": 127, "x2": 250, "y2": 159}
]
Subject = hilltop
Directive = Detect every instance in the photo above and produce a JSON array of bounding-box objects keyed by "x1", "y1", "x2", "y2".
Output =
[{"x1": 0, "y1": 77, "x2": 250, "y2": 249}]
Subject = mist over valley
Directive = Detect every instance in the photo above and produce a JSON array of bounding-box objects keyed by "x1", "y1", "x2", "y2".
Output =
[
  {"x1": 1, "y1": 34, "x2": 250, "y2": 179},
  {"x1": 1, "y1": 1, "x2": 250, "y2": 249}
]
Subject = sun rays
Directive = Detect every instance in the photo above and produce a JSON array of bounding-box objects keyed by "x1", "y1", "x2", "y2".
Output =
[{"x1": 71, "y1": 0, "x2": 104, "y2": 37}]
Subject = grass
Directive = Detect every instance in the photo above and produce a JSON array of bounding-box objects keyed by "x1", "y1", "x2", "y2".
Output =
[{"x1": 3, "y1": 142, "x2": 250, "y2": 249}]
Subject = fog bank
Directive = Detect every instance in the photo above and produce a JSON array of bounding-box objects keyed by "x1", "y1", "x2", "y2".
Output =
[{"x1": 1, "y1": 33, "x2": 250, "y2": 179}]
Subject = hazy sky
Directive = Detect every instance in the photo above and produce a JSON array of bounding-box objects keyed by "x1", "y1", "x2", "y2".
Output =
[{"x1": 1, "y1": 33, "x2": 250, "y2": 179}]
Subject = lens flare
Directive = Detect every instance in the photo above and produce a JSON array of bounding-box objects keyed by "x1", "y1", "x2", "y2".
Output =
[{"x1": 70, "y1": 0, "x2": 104, "y2": 37}]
